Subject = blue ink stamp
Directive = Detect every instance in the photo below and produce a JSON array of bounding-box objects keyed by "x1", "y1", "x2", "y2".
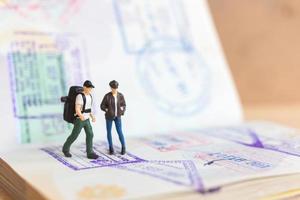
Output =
[
  {"x1": 113, "y1": 0, "x2": 183, "y2": 54},
  {"x1": 41, "y1": 141, "x2": 145, "y2": 170},
  {"x1": 113, "y1": 0, "x2": 212, "y2": 116},
  {"x1": 113, "y1": 0, "x2": 194, "y2": 54},
  {"x1": 136, "y1": 39, "x2": 211, "y2": 116}
]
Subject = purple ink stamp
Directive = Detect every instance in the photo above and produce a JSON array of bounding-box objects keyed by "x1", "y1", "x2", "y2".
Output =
[
  {"x1": 200, "y1": 126, "x2": 300, "y2": 158},
  {"x1": 41, "y1": 141, "x2": 145, "y2": 170},
  {"x1": 113, "y1": 160, "x2": 212, "y2": 193},
  {"x1": 42, "y1": 143, "x2": 220, "y2": 193}
]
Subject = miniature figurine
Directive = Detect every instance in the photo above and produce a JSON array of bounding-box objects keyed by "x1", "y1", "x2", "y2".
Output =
[
  {"x1": 62, "y1": 80, "x2": 99, "y2": 159},
  {"x1": 100, "y1": 80, "x2": 126, "y2": 155}
]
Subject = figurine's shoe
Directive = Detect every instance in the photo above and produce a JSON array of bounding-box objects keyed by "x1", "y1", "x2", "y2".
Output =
[
  {"x1": 87, "y1": 152, "x2": 99, "y2": 159},
  {"x1": 109, "y1": 147, "x2": 114, "y2": 155},
  {"x1": 121, "y1": 147, "x2": 126, "y2": 155},
  {"x1": 63, "y1": 151, "x2": 72, "y2": 158}
]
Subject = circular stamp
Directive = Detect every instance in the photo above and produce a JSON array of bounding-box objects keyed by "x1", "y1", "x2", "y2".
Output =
[{"x1": 136, "y1": 39, "x2": 211, "y2": 116}]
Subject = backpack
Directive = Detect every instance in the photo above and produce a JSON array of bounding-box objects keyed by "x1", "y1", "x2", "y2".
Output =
[{"x1": 61, "y1": 86, "x2": 92, "y2": 124}]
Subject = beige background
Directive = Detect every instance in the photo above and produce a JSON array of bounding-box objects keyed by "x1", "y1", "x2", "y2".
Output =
[
  {"x1": 210, "y1": 0, "x2": 300, "y2": 105},
  {"x1": 2, "y1": 0, "x2": 300, "y2": 199},
  {"x1": 208, "y1": 0, "x2": 300, "y2": 129}
]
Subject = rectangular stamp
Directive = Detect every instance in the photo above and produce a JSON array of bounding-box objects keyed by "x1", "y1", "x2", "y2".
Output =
[
  {"x1": 41, "y1": 141, "x2": 145, "y2": 170},
  {"x1": 113, "y1": 0, "x2": 191, "y2": 53},
  {"x1": 6, "y1": 31, "x2": 87, "y2": 143},
  {"x1": 199, "y1": 126, "x2": 300, "y2": 158},
  {"x1": 140, "y1": 133, "x2": 210, "y2": 152},
  {"x1": 113, "y1": 160, "x2": 213, "y2": 193},
  {"x1": 0, "y1": 1, "x2": 85, "y2": 24}
]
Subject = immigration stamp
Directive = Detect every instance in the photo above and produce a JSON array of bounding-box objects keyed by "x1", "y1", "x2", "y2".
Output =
[
  {"x1": 113, "y1": 0, "x2": 193, "y2": 54},
  {"x1": 136, "y1": 40, "x2": 211, "y2": 116},
  {"x1": 41, "y1": 141, "x2": 145, "y2": 171},
  {"x1": 0, "y1": 0, "x2": 85, "y2": 24},
  {"x1": 182, "y1": 148, "x2": 273, "y2": 172},
  {"x1": 113, "y1": 160, "x2": 213, "y2": 193},
  {"x1": 42, "y1": 142, "x2": 219, "y2": 193},
  {"x1": 6, "y1": 31, "x2": 87, "y2": 143},
  {"x1": 140, "y1": 133, "x2": 211, "y2": 152},
  {"x1": 199, "y1": 126, "x2": 300, "y2": 158},
  {"x1": 113, "y1": 0, "x2": 211, "y2": 116}
]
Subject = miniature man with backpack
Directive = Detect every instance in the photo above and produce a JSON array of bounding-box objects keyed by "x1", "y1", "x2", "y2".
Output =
[{"x1": 62, "y1": 80, "x2": 99, "y2": 159}]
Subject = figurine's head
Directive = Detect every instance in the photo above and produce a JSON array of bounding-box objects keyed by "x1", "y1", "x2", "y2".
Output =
[
  {"x1": 109, "y1": 80, "x2": 119, "y2": 93},
  {"x1": 83, "y1": 80, "x2": 94, "y2": 94}
]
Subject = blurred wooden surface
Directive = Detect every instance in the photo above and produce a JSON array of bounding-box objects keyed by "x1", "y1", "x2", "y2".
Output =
[
  {"x1": 0, "y1": 187, "x2": 10, "y2": 200},
  {"x1": 244, "y1": 104, "x2": 300, "y2": 129},
  {"x1": 209, "y1": 0, "x2": 300, "y2": 105},
  {"x1": 2, "y1": 0, "x2": 300, "y2": 199}
]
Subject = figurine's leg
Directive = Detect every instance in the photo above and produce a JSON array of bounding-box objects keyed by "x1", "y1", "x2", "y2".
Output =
[
  {"x1": 83, "y1": 119, "x2": 99, "y2": 159},
  {"x1": 63, "y1": 118, "x2": 83, "y2": 154},
  {"x1": 106, "y1": 119, "x2": 113, "y2": 149},
  {"x1": 83, "y1": 119, "x2": 94, "y2": 155},
  {"x1": 114, "y1": 117, "x2": 126, "y2": 154}
]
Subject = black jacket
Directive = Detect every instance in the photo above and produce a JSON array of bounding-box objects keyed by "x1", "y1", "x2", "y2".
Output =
[{"x1": 100, "y1": 92, "x2": 126, "y2": 119}]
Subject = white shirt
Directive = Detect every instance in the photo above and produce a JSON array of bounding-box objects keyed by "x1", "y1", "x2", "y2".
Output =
[
  {"x1": 113, "y1": 94, "x2": 117, "y2": 117},
  {"x1": 75, "y1": 94, "x2": 92, "y2": 120}
]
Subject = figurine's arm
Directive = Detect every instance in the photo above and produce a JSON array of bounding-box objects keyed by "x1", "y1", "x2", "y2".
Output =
[
  {"x1": 100, "y1": 95, "x2": 108, "y2": 112},
  {"x1": 75, "y1": 104, "x2": 85, "y2": 121},
  {"x1": 90, "y1": 113, "x2": 96, "y2": 122},
  {"x1": 90, "y1": 95, "x2": 96, "y2": 122},
  {"x1": 120, "y1": 94, "x2": 126, "y2": 114}
]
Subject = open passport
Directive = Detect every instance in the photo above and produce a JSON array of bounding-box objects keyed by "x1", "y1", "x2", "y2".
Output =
[{"x1": 1, "y1": 0, "x2": 300, "y2": 199}]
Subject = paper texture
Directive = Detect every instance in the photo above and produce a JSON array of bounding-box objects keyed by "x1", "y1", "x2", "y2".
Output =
[
  {"x1": 2, "y1": 122, "x2": 300, "y2": 200},
  {"x1": 0, "y1": 0, "x2": 242, "y2": 149}
]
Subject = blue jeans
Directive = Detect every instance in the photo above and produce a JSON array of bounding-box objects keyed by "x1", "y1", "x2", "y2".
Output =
[{"x1": 106, "y1": 117, "x2": 125, "y2": 148}]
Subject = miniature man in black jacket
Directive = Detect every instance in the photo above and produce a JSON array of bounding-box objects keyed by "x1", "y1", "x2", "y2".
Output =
[{"x1": 100, "y1": 80, "x2": 126, "y2": 155}]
